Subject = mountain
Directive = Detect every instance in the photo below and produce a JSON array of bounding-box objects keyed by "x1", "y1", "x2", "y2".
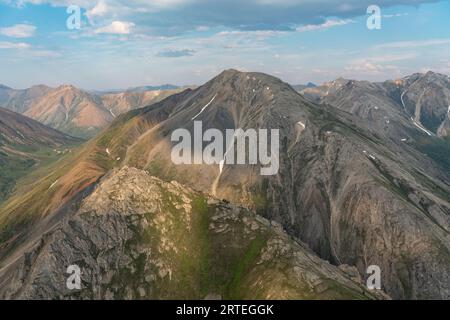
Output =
[
  {"x1": 301, "y1": 71, "x2": 450, "y2": 139},
  {"x1": 0, "y1": 85, "x2": 184, "y2": 139},
  {"x1": 399, "y1": 71, "x2": 450, "y2": 137},
  {"x1": 0, "y1": 84, "x2": 109, "y2": 138},
  {"x1": 300, "y1": 71, "x2": 450, "y2": 174},
  {"x1": 292, "y1": 82, "x2": 316, "y2": 92},
  {"x1": 0, "y1": 70, "x2": 449, "y2": 299},
  {"x1": 126, "y1": 84, "x2": 180, "y2": 93},
  {"x1": 97, "y1": 84, "x2": 180, "y2": 94},
  {"x1": 0, "y1": 166, "x2": 382, "y2": 299},
  {"x1": 0, "y1": 85, "x2": 52, "y2": 114},
  {"x1": 22, "y1": 85, "x2": 114, "y2": 139},
  {"x1": 0, "y1": 107, "x2": 81, "y2": 203},
  {"x1": 100, "y1": 88, "x2": 186, "y2": 117}
]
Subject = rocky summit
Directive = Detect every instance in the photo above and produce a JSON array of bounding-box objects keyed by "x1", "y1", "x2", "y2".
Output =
[{"x1": 0, "y1": 167, "x2": 382, "y2": 300}]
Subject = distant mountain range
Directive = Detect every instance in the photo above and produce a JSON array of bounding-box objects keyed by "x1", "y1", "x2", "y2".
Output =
[
  {"x1": 0, "y1": 70, "x2": 448, "y2": 299},
  {"x1": 300, "y1": 71, "x2": 450, "y2": 140},
  {"x1": 292, "y1": 82, "x2": 317, "y2": 91},
  {"x1": 0, "y1": 84, "x2": 185, "y2": 139}
]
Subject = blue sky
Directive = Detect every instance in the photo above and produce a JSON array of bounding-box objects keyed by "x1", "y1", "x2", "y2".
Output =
[{"x1": 0, "y1": 0, "x2": 449, "y2": 90}]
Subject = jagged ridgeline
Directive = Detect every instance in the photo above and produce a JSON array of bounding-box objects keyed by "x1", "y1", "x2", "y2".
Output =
[{"x1": 0, "y1": 70, "x2": 449, "y2": 299}]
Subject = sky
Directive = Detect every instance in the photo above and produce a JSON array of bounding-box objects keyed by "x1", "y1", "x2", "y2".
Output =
[{"x1": 0, "y1": 0, "x2": 449, "y2": 90}]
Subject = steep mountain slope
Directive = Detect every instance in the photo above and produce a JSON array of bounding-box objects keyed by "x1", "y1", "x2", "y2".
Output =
[
  {"x1": 0, "y1": 107, "x2": 81, "y2": 203},
  {"x1": 0, "y1": 70, "x2": 449, "y2": 299},
  {"x1": 0, "y1": 166, "x2": 381, "y2": 300}
]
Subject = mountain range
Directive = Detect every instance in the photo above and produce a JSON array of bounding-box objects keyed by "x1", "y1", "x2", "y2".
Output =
[
  {"x1": 0, "y1": 84, "x2": 184, "y2": 139},
  {"x1": 301, "y1": 71, "x2": 450, "y2": 140},
  {"x1": 0, "y1": 70, "x2": 448, "y2": 299}
]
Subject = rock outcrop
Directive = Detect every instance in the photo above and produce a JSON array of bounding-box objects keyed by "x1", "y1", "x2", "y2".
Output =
[{"x1": 0, "y1": 167, "x2": 381, "y2": 300}]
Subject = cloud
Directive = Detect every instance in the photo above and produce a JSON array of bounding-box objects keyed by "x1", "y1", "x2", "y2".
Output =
[
  {"x1": 296, "y1": 19, "x2": 354, "y2": 32},
  {"x1": 217, "y1": 30, "x2": 284, "y2": 37},
  {"x1": 3, "y1": 0, "x2": 442, "y2": 34},
  {"x1": 0, "y1": 41, "x2": 30, "y2": 49},
  {"x1": 346, "y1": 61, "x2": 394, "y2": 73},
  {"x1": 0, "y1": 24, "x2": 36, "y2": 38},
  {"x1": 373, "y1": 38, "x2": 450, "y2": 49},
  {"x1": 383, "y1": 12, "x2": 409, "y2": 18},
  {"x1": 95, "y1": 21, "x2": 135, "y2": 34},
  {"x1": 157, "y1": 49, "x2": 196, "y2": 58},
  {"x1": 86, "y1": 0, "x2": 109, "y2": 20},
  {"x1": 345, "y1": 54, "x2": 415, "y2": 73}
]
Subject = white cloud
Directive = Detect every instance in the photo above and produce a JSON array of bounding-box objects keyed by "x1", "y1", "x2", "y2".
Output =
[
  {"x1": 0, "y1": 41, "x2": 30, "y2": 49},
  {"x1": 86, "y1": 0, "x2": 109, "y2": 20},
  {"x1": 196, "y1": 26, "x2": 209, "y2": 32},
  {"x1": 296, "y1": 19, "x2": 354, "y2": 32},
  {"x1": 374, "y1": 39, "x2": 450, "y2": 49},
  {"x1": 383, "y1": 12, "x2": 409, "y2": 18},
  {"x1": 2, "y1": 0, "x2": 439, "y2": 36},
  {"x1": 0, "y1": 24, "x2": 36, "y2": 38},
  {"x1": 216, "y1": 30, "x2": 284, "y2": 38},
  {"x1": 344, "y1": 53, "x2": 417, "y2": 74},
  {"x1": 95, "y1": 21, "x2": 135, "y2": 34}
]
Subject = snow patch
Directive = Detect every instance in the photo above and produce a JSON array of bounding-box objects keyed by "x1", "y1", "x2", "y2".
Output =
[
  {"x1": 191, "y1": 94, "x2": 217, "y2": 120},
  {"x1": 48, "y1": 179, "x2": 59, "y2": 190},
  {"x1": 411, "y1": 117, "x2": 433, "y2": 136}
]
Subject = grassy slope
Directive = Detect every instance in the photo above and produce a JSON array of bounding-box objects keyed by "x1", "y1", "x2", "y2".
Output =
[
  {"x1": 0, "y1": 110, "x2": 145, "y2": 260},
  {"x1": 0, "y1": 144, "x2": 78, "y2": 204}
]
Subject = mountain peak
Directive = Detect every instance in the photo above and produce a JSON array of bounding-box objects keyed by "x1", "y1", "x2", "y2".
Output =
[
  {"x1": 30, "y1": 84, "x2": 51, "y2": 90},
  {"x1": 56, "y1": 84, "x2": 79, "y2": 91},
  {"x1": 421, "y1": 70, "x2": 449, "y2": 81},
  {"x1": 213, "y1": 68, "x2": 247, "y2": 81},
  {"x1": 0, "y1": 84, "x2": 12, "y2": 90}
]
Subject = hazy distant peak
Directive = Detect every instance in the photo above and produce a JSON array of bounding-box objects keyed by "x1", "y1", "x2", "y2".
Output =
[{"x1": 56, "y1": 84, "x2": 79, "y2": 91}]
